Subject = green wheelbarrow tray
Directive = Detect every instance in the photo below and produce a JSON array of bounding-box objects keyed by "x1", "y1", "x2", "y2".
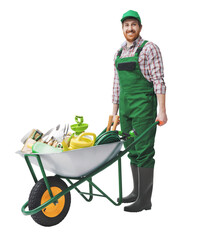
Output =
[{"x1": 17, "y1": 121, "x2": 159, "y2": 227}]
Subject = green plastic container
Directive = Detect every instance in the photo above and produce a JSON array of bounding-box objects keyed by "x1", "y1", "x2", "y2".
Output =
[
  {"x1": 70, "y1": 116, "x2": 88, "y2": 135},
  {"x1": 32, "y1": 142, "x2": 63, "y2": 154}
]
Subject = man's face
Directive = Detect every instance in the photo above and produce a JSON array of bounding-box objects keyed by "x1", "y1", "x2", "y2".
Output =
[{"x1": 122, "y1": 18, "x2": 142, "y2": 43}]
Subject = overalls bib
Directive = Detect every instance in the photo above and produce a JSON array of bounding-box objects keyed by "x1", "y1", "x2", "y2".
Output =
[{"x1": 115, "y1": 41, "x2": 157, "y2": 168}]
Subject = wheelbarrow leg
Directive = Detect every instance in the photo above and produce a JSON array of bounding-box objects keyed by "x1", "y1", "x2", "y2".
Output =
[
  {"x1": 86, "y1": 157, "x2": 123, "y2": 206},
  {"x1": 117, "y1": 157, "x2": 123, "y2": 204},
  {"x1": 24, "y1": 155, "x2": 38, "y2": 183},
  {"x1": 65, "y1": 178, "x2": 93, "y2": 202},
  {"x1": 88, "y1": 178, "x2": 93, "y2": 201},
  {"x1": 65, "y1": 157, "x2": 123, "y2": 205},
  {"x1": 36, "y1": 155, "x2": 54, "y2": 199},
  {"x1": 24, "y1": 154, "x2": 54, "y2": 200}
]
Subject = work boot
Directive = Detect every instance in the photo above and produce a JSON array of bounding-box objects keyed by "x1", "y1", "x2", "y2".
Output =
[
  {"x1": 124, "y1": 167, "x2": 154, "y2": 212},
  {"x1": 118, "y1": 164, "x2": 138, "y2": 203}
]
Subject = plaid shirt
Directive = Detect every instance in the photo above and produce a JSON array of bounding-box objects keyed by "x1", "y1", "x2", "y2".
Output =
[{"x1": 112, "y1": 36, "x2": 166, "y2": 104}]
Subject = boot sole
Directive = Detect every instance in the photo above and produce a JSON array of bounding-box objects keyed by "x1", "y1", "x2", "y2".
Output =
[{"x1": 124, "y1": 205, "x2": 152, "y2": 212}]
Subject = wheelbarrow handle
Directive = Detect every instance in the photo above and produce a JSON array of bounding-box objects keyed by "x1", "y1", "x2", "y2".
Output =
[
  {"x1": 156, "y1": 120, "x2": 164, "y2": 126},
  {"x1": 119, "y1": 121, "x2": 159, "y2": 159}
]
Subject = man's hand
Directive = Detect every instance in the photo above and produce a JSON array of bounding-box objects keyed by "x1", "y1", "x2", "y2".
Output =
[
  {"x1": 156, "y1": 94, "x2": 167, "y2": 126},
  {"x1": 156, "y1": 111, "x2": 168, "y2": 126}
]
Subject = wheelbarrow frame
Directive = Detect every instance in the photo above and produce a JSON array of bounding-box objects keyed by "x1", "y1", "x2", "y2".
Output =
[{"x1": 21, "y1": 121, "x2": 159, "y2": 216}]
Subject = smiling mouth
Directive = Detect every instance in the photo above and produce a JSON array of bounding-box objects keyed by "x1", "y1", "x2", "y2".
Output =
[{"x1": 127, "y1": 32, "x2": 134, "y2": 35}]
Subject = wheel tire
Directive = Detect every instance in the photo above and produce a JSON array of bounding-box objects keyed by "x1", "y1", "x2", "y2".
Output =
[{"x1": 28, "y1": 176, "x2": 71, "y2": 227}]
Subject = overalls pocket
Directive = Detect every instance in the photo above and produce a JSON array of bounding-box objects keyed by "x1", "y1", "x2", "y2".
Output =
[{"x1": 117, "y1": 61, "x2": 136, "y2": 71}]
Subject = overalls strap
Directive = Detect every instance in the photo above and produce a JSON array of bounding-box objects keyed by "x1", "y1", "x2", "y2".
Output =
[
  {"x1": 117, "y1": 40, "x2": 148, "y2": 58},
  {"x1": 135, "y1": 40, "x2": 148, "y2": 57},
  {"x1": 117, "y1": 48, "x2": 123, "y2": 57}
]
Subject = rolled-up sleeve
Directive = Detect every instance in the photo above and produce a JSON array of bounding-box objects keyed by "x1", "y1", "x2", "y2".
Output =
[
  {"x1": 146, "y1": 43, "x2": 166, "y2": 94},
  {"x1": 112, "y1": 52, "x2": 120, "y2": 104}
]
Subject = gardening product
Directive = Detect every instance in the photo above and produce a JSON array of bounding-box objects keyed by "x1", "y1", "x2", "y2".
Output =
[
  {"x1": 21, "y1": 129, "x2": 43, "y2": 144},
  {"x1": 70, "y1": 116, "x2": 88, "y2": 135},
  {"x1": 106, "y1": 115, "x2": 113, "y2": 132},
  {"x1": 106, "y1": 115, "x2": 120, "y2": 132},
  {"x1": 32, "y1": 130, "x2": 43, "y2": 141},
  {"x1": 53, "y1": 124, "x2": 69, "y2": 143},
  {"x1": 112, "y1": 115, "x2": 120, "y2": 131},
  {"x1": 21, "y1": 130, "x2": 33, "y2": 144},
  {"x1": 55, "y1": 124, "x2": 69, "y2": 149},
  {"x1": 68, "y1": 132, "x2": 96, "y2": 150},
  {"x1": 116, "y1": 129, "x2": 137, "y2": 140},
  {"x1": 21, "y1": 138, "x2": 36, "y2": 153},
  {"x1": 62, "y1": 124, "x2": 69, "y2": 141},
  {"x1": 21, "y1": 129, "x2": 43, "y2": 153},
  {"x1": 41, "y1": 128, "x2": 54, "y2": 143},
  {"x1": 95, "y1": 127, "x2": 136, "y2": 146},
  {"x1": 95, "y1": 131, "x2": 120, "y2": 146},
  {"x1": 62, "y1": 134, "x2": 73, "y2": 151},
  {"x1": 32, "y1": 142, "x2": 63, "y2": 154},
  {"x1": 47, "y1": 124, "x2": 60, "y2": 146},
  {"x1": 17, "y1": 121, "x2": 159, "y2": 227}
]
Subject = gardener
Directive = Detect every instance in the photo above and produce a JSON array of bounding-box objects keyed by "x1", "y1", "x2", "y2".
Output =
[{"x1": 112, "y1": 10, "x2": 167, "y2": 212}]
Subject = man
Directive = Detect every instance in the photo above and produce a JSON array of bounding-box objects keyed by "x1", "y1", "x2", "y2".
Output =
[{"x1": 112, "y1": 10, "x2": 167, "y2": 212}]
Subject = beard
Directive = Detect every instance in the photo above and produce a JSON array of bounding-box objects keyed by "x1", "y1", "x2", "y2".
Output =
[{"x1": 123, "y1": 30, "x2": 140, "y2": 43}]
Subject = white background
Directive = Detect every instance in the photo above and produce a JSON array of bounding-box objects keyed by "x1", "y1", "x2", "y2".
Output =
[{"x1": 1, "y1": 0, "x2": 199, "y2": 239}]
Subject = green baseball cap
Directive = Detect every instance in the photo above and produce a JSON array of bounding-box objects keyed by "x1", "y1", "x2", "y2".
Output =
[{"x1": 121, "y1": 10, "x2": 141, "y2": 24}]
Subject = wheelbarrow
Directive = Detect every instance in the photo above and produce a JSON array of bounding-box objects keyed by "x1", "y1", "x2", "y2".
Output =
[{"x1": 17, "y1": 121, "x2": 159, "y2": 227}]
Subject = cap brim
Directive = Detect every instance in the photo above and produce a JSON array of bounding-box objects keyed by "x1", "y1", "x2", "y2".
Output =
[{"x1": 121, "y1": 16, "x2": 140, "y2": 23}]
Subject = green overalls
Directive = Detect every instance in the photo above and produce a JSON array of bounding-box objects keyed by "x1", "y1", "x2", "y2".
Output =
[{"x1": 115, "y1": 41, "x2": 157, "y2": 168}]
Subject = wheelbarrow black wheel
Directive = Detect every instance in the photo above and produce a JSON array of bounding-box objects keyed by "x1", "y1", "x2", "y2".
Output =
[{"x1": 28, "y1": 176, "x2": 71, "y2": 227}]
